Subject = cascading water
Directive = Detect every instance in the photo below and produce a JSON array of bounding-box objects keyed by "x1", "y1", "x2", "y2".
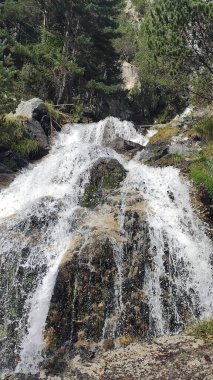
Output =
[{"x1": 0, "y1": 117, "x2": 212, "y2": 376}]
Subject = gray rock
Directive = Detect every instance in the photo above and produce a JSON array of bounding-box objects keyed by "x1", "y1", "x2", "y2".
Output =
[
  {"x1": 109, "y1": 137, "x2": 144, "y2": 158},
  {"x1": 24, "y1": 119, "x2": 49, "y2": 151},
  {"x1": 14, "y1": 98, "x2": 46, "y2": 120},
  {"x1": 139, "y1": 142, "x2": 169, "y2": 163},
  {"x1": 14, "y1": 98, "x2": 51, "y2": 137}
]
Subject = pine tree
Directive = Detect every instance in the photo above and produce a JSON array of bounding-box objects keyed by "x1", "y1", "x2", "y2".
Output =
[{"x1": 145, "y1": 0, "x2": 213, "y2": 75}]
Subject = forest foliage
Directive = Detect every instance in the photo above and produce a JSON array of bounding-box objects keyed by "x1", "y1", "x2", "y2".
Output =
[{"x1": 0, "y1": 0, "x2": 212, "y2": 120}]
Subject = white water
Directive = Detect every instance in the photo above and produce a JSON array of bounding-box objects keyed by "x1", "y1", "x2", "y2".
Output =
[
  {"x1": 124, "y1": 162, "x2": 213, "y2": 333},
  {"x1": 0, "y1": 117, "x2": 212, "y2": 375}
]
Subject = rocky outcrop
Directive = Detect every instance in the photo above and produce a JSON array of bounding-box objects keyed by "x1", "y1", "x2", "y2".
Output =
[
  {"x1": 122, "y1": 61, "x2": 141, "y2": 91},
  {"x1": 45, "y1": 188, "x2": 150, "y2": 354}
]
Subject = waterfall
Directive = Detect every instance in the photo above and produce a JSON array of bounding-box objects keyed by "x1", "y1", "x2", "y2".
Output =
[{"x1": 0, "y1": 117, "x2": 212, "y2": 376}]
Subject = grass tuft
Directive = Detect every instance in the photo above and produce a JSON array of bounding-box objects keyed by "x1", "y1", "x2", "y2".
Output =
[
  {"x1": 187, "y1": 318, "x2": 213, "y2": 346},
  {"x1": 194, "y1": 117, "x2": 213, "y2": 142}
]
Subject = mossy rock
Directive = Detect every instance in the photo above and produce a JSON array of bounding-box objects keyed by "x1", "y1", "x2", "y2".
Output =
[{"x1": 81, "y1": 158, "x2": 127, "y2": 208}]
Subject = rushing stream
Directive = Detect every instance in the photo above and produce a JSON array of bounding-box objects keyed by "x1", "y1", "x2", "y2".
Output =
[{"x1": 0, "y1": 117, "x2": 212, "y2": 376}]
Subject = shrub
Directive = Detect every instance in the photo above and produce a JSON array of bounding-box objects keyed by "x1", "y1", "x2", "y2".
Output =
[
  {"x1": 187, "y1": 318, "x2": 213, "y2": 346},
  {"x1": 194, "y1": 117, "x2": 213, "y2": 142}
]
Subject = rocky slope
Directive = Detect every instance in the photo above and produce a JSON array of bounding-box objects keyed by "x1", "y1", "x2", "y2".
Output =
[{"x1": 1, "y1": 111, "x2": 212, "y2": 380}]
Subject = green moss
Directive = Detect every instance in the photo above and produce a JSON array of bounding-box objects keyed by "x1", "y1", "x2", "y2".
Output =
[
  {"x1": 0, "y1": 117, "x2": 43, "y2": 161},
  {"x1": 155, "y1": 104, "x2": 177, "y2": 124},
  {"x1": 16, "y1": 138, "x2": 41, "y2": 159},
  {"x1": 149, "y1": 125, "x2": 177, "y2": 144},
  {"x1": 190, "y1": 143, "x2": 213, "y2": 199},
  {"x1": 187, "y1": 318, "x2": 213, "y2": 346},
  {"x1": 102, "y1": 174, "x2": 118, "y2": 189},
  {"x1": 81, "y1": 184, "x2": 99, "y2": 208}
]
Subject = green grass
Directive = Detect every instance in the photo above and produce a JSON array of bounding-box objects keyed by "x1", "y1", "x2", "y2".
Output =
[
  {"x1": 194, "y1": 116, "x2": 213, "y2": 142},
  {"x1": 187, "y1": 318, "x2": 213, "y2": 346},
  {"x1": 190, "y1": 155, "x2": 213, "y2": 200}
]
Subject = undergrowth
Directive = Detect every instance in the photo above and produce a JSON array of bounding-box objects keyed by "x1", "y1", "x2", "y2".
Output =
[
  {"x1": 187, "y1": 318, "x2": 213, "y2": 346},
  {"x1": 194, "y1": 116, "x2": 213, "y2": 142},
  {"x1": 190, "y1": 143, "x2": 213, "y2": 200},
  {"x1": 0, "y1": 117, "x2": 40, "y2": 159}
]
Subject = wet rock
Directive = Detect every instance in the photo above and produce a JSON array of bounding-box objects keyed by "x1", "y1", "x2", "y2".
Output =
[
  {"x1": 139, "y1": 142, "x2": 169, "y2": 163},
  {"x1": 0, "y1": 163, "x2": 15, "y2": 189},
  {"x1": 109, "y1": 137, "x2": 144, "y2": 159},
  {"x1": 45, "y1": 190, "x2": 150, "y2": 355},
  {"x1": 81, "y1": 158, "x2": 127, "y2": 207},
  {"x1": 0, "y1": 150, "x2": 28, "y2": 189}
]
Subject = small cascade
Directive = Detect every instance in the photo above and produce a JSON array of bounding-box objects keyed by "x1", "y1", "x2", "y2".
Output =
[
  {"x1": 102, "y1": 196, "x2": 126, "y2": 341},
  {"x1": 124, "y1": 162, "x2": 213, "y2": 334},
  {"x1": 0, "y1": 117, "x2": 212, "y2": 376}
]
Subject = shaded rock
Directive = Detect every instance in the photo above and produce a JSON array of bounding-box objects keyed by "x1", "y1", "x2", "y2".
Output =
[
  {"x1": 0, "y1": 150, "x2": 28, "y2": 171},
  {"x1": 139, "y1": 141, "x2": 169, "y2": 163},
  {"x1": 0, "y1": 150, "x2": 27, "y2": 189},
  {"x1": 109, "y1": 137, "x2": 144, "y2": 159},
  {"x1": 0, "y1": 163, "x2": 15, "y2": 189},
  {"x1": 81, "y1": 158, "x2": 127, "y2": 207},
  {"x1": 23, "y1": 119, "x2": 49, "y2": 155}
]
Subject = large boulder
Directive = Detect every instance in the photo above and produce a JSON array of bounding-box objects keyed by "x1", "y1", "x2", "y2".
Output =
[
  {"x1": 45, "y1": 189, "x2": 150, "y2": 353},
  {"x1": 109, "y1": 137, "x2": 144, "y2": 159},
  {"x1": 23, "y1": 119, "x2": 49, "y2": 152},
  {"x1": 14, "y1": 98, "x2": 51, "y2": 136},
  {"x1": 139, "y1": 141, "x2": 169, "y2": 163}
]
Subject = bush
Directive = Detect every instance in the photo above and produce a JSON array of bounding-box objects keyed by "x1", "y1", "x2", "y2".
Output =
[
  {"x1": 187, "y1": 318, "x2": 213, "y2": 346},
  {"x1": 191, "y1": 73, "x2": 213, "y2": 107}
]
